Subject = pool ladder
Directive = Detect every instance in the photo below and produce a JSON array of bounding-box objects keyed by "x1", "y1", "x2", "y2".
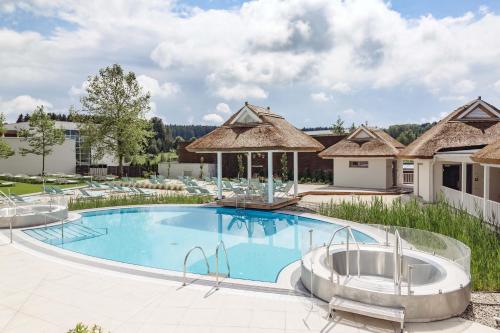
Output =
[
  {"x1": 325, "y1": 225, "x2": 361, "y2": 283},
  {"x1": 182, "y1": 240, "x2": 231, "y2": 289}
]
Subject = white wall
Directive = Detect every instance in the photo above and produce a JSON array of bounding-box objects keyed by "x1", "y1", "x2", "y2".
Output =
[
  {"x1": 158, "y1": 161, "x2": 216, "y2": 179},
  {"x1": 415, "y1": 159, "x2": 434, "y2": 202},
  {"x1": 0, "y1": 138, "x2": 76, "y2": 175},
  {"x1": 333, "y1": 157, "x2": 393, "y2": 189}
]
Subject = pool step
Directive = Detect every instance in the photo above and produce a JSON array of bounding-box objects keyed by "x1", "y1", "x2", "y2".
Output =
[
  {"x1": 25, "y1": 223, "x2": 107, "y2": 245},
  {"x1": 329, "y1": 296, "x2": 405, "y2": 332}
]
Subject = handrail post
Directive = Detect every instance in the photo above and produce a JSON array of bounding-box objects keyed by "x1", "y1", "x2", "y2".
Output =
[
  {"x1": 346, "y1": 231, "x2": 350, "y2": 277},
  {"x1": 215, "y1": 240, "x2": 231, "y2": 290},
  {"x1": 183, "y1": 246, "x2": 210, "y2": 286},
  {"x1": 309, "y1": 229, "x2": 313, "y2": 251},
  {"x1": 407, "y1": 265, "x2": 413, "y2": 295}
]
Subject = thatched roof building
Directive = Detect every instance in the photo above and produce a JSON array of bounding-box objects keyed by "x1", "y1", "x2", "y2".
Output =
[
  {"x1": 186, "y1": 103, "x2": 324, "y2": 153},
  {"x1": 471, "y1": 139, "x2": 500, "y2": 165},
  {"x1": 319, "y1": 125, "x2": 404, "y2": 158},
  {"x1": 398, "y1": 97, "x2": 500, "y2": 159}
]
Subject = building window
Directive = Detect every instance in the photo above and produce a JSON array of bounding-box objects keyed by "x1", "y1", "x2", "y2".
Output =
[{"x1": 349, "y1": 161, "x2": 369, "y2": 168}]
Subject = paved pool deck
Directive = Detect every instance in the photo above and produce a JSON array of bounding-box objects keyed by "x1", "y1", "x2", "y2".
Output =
[{"x1": 0, "y1": 235, "x2": 495, "y2": 333}]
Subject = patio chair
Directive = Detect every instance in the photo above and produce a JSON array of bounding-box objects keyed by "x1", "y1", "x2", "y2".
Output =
[
  {"x1": 185, "y1": 187, "x2": 201, "y2": 195},
  {"x1": 9, "y1": 194, "x2": 27, "y2": 203},
  {"x1": 79, "y1": 188, "x2": 105, "y2": 198},
  {"x1": 0, "y1": 182, "x2": 15, "y2": 187},
  {"x1": 135, "y1": 187, "x2": 155, "y2": 196},
  {"x1": 275, "y1": 181, "x2": 294, "y2": 198}
]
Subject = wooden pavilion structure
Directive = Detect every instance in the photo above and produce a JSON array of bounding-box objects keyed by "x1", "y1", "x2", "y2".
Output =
[{"x1": 186, "y1": 102, "x2": 324, "y2": 209}]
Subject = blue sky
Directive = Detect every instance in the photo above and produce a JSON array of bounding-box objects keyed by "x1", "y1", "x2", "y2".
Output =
[{"x1": 1, "y1": 0, "x2": 500, "y2": 128}]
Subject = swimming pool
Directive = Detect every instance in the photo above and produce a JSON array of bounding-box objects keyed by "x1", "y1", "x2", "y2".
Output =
[{"x1": 24, "y1": 206, "x2": 376, "y2": 282}]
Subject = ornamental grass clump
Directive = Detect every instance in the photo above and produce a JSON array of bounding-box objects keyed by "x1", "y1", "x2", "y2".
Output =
[
  {"x1": 318, "y1": 196, "x2": 499, "y2": 291},
  {"x1": 68, "y1": 193, "x2": 212, "y2": 211}
]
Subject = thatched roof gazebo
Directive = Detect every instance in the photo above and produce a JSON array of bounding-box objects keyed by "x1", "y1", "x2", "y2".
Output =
[{"x1": 186, "y1": 102, "x2": 324, "y2": 207}]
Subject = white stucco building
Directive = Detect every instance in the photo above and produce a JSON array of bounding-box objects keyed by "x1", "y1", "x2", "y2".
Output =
[
  {"x1": 399, "y1": 97, "x2": 500, "y2": 226},
  {"x1": 319, "y1": 126, "x2": 405, "y2": 190}
]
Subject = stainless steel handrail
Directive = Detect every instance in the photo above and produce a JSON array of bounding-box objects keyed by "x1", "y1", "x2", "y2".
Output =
[
  {"x1": 394, "y1": 229, "x2": 403, "y2": 288},
  {"x1": 0, "y1": 190, "x2": 16, "y2": 243},
  {"x1": 183, "y1": 246, "x2": 210, "y2": 286},
  {"x1": 326, "y1": 225, "x2": 361, "y2": 282},
  {"x1": 215, "y1": 240, "x2": 230, "y2": 289}
]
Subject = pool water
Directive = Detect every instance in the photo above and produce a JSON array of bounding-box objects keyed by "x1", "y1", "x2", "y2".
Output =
[{"x1": 24, "y1": 206, "x2": 376, "y2": 282}]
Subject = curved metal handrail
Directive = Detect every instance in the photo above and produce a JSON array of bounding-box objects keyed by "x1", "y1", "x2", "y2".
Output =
[
  {"x1": 183, "y1": 246, "x2": 210, "y2": 286},
  {"x1": 325, "y1": 225, "x2": 361, "y2": 282},
  {"x1": 215, "y1": 240, "x2": 231, "y2": 289},
  {"x1": 394, "y1": 229, "x2": 404, "y2": 288}
]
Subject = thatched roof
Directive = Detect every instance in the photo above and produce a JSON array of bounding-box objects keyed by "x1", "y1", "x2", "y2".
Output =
[
  {"x1": 186, "y1": 103, "x2": 324, "y2": 152},
  {"x1": 399, "y1": 97, "x2": 500, "y2": 159},
  {"x1": 471, "y1": 139, "x2": 500, "y2": 164},
  {"x1": 319, "y1": 126, "x2": 404, "y2": 158}
]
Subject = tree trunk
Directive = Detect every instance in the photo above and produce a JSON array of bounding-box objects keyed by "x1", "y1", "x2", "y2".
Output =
[
  {"x1": 42, "y1": 153, "x2": 45, "y2": 177},
  {"x1": 118, "y1": 155, "x2": 123, "y2": 178}
]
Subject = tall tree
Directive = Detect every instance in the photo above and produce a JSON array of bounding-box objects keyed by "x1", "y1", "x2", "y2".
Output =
[
  {"x1": 18, "y1": 106, "x2": 65, "y2": 176},
  {"x1": 74, "y1": 64, "x2": 153, "y2": 177},
  {"x1": 0, "y1": 113, "x2": 15, "y2": 159},
  {"x1": 331, "y1": 116, "x2": 346, "y2": 135}
]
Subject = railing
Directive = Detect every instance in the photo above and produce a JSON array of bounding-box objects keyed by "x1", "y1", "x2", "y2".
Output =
[
  {"x1": 393, "y1": 229, "x2": 403, "y2": 289},
  {"x1": 325, "y1": 225, "x2": 360, "y2": 282},
  {"x1": 403, "y1": 172, "x2": 414, "y2": 184},
  {"x1": 215, "y1": 240, "x2": 230, "y2": 289},
  {"x1": 0, "y1": 190, "x2": 16, "y2": 243},
  {"x1": 441, "y1": 186, "x2": 499, "y2": 227},
  {"x1": 182, "y1": 246, "x2": 210, "y2": 286}
]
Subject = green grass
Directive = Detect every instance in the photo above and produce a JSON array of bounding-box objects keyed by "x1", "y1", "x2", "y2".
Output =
[
  {"x1": 318, "y1": 197, "x2": 500, "y2": 291},
  {"x1": 68, "y1": 193, "x2": 213, "y2": 211},
  {"x1": 0, "y1": 182, "x2": 86, "y2": 195}
]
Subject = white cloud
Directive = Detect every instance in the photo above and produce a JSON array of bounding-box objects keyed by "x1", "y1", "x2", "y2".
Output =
[
  {"x1": 310, "y1": 92, "x2": 331, "y2": 103},
  {"x1": 202, "y1": 113, "x2": 224, "y2": 124},
  {"x1": 0, "y1": 95, "x2": 52, "y2": 122},
  {"x1": 214, "y1": 83, "x2": 268, "y2": 101},
  {"x1": 2, "y1": 0, "x2": 500, "y2": 124},
  {"x1": 137, "y1": 75, "x2": 179, "y2": 98},
  {"x1": 453, "y1": 79, "x2": 476, "y2": 94},
  {"x1": 215, "y1": 103, "x2": 230, "y2": 114},
  {"x1": 493, "y1": 80, "x2": 500, "y2": 92},
  {"x1": 438, "y1": 95, "x2": 467, "y2": 102},
  {"x1": 69, "y1": 80, "x2": 89, "y2": 96},
  {"x1": 331, "y1": 82, "x2": 351, "y2": 94},
  {"x1": 342, "y1": 108, "x2": 356, "y2": 116}
]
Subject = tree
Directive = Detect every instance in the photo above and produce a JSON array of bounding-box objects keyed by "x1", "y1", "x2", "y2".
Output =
[
  {"x1": 280, "y1": 153, "x2": 288, "y2": 181},
  {"x1": 16, "y1": 114, "x2": 24, "y2": 123},
  {"x1": 199, "y1": 156, "x2": 205, "y2": 179},
  {"x1": 173, "y1": 136, "x2": 185, "y2": 149},
  {"x1": 236, "y1": 154, "x2": 245, "y2": 179},
  {"x1": 331, "y1": 116, "x2": 346, "y2": 135},
  {"x1": 74, "y1": 64, "x2": 153, "y2": 177},
  {"x1": 349, "y1": 123, "x2": 356, "y2": 133},
  {"x1": 18, "y1": 106, "x2": 65, "y2": 176},
  {"x1": 0, "y1": 113, "x2": 15, "y2": 159}
]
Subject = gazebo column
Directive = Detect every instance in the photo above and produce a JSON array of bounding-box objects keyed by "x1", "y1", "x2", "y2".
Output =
[
  {"x1": 217, "y1": 152, "x2": 222, "y2": 200},
  {"x1": 461, "y1": 162, "x2": 466, "y2": 203},
  {"x1": 247, "y1": 152, "x2": 252, "y2": 183},
  {"x1": 267, "y1": 151, "x2": 274, "y2": 204},
  {"x1": 483, "y1": 165, "x2": 490, "y2": 221},
  {"x1": 293, "y1": 151, "x2": 298, "y2": 197}
]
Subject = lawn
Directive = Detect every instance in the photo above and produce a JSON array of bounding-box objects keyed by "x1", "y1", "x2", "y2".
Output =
[
  {"x1": 318, "y1": 197, "x2": 500, "y2": 291},
  {"x1": 0, "y1": 182, "x2": 86, "y2": 195}
]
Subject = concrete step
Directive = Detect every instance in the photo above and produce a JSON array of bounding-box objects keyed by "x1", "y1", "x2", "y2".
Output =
[{"x1": 329, "y1": 296, "x2": 405, "y2": 331}]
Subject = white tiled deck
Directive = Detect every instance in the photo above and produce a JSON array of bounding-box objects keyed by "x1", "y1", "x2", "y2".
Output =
[{"x1": 0, "y1": 237, "x2": 495, "y2": 333}]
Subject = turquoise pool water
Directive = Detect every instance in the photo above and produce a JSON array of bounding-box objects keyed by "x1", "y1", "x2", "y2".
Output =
[{"x1": 24, "y1": 206, "x2": 376, "y2": 282}]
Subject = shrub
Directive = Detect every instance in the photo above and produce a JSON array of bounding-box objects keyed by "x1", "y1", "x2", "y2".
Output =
[
  {"x1": 68, "y1": 193, "x2": 213, "y2": 211},
  {"x1": 67, "y1": 323, "x2": 104, "y2": 333}
]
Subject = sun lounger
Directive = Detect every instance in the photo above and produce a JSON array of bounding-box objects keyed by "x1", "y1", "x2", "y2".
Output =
[
  {"x1": 79, "y1": 188, "x2": 105, "y2": 198},
  {"x1": 0, "y1": 182, "x2": 14, "y2": 187}
]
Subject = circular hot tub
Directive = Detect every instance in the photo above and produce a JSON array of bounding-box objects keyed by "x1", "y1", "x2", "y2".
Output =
[
  {"x1": 0, "y1": 205, "x2": 68, "y2": 228},
  {"x1": 301, "y1": 243, "x2": 471, "y2": 322}
]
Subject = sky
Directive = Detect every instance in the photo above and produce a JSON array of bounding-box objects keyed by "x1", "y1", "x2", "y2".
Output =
[{"x1": 1, "y1": 0, "x2": 500, "y2": 128}]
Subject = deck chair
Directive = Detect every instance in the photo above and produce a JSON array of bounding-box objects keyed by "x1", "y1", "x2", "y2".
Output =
[{"x1": 275, "y1": 181, "x2": 294, "y2": 198}]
